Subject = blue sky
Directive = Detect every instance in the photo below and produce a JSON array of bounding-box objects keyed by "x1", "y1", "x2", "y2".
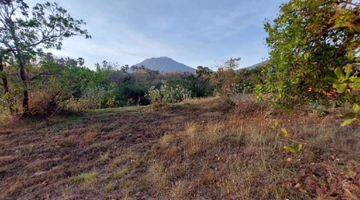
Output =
[{"x1": 28, "y1": 0, "x2": 288, "y2": 69}]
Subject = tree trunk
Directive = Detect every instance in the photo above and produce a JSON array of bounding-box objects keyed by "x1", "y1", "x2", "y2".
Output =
[
  {"x1": 0, "y1": 56, "x2": 14, "y2": 114},
  {"x1": 19, "y1": 61, "x2": 30, "y2": 117},
  {"x1": 6, "y1": 15, "x2": 31, "y2": 117}
]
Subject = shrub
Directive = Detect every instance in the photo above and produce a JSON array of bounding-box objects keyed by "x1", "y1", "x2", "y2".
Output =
[
  {"x1": 147, "y1": 83, "x2": 192, "y2": 105},
  {"x1": 147, "y1": 86, "x2": 163, "y2": 105},
  {"x1": 29, "y1": 91, "x2": 62, "y2": 116},
  {"x1": 114, "y1": 84, "x2": 150, "y2": 106},
  {"x1": 28, "y1": 76, "x2": 73, "y2": 116},
  {"x1": 0, "y1": 91, "x2": 17, "y2": 115},
  {"x1": 64, "y1": 97, "x2": 98, "y2": 112},
  {"x1": 212, "y1": 67, "x2": 237, "y2": 96},
  {"x1": 82, "y1": 87, "x2": 108, "y2": 108},
  {"x1": 161, "y1": 84, "x2": 191, "y2": 103}
]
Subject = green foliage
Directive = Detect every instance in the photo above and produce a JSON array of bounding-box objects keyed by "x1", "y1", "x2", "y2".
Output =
[
  {"x1": 232, "y1": 67, "x2": 263, "y2": 94},
  {"x1": 196, "y1": 66, "x2": 216, "y2": 97},
  {"x1": 0, "y1": 0, "x2": 90, "y2": 116},
  {"x1": 161, "y1": 84, "x2": 191, "y2": 103},
  {"x1": 283, "y1": 144, "x2": 304, "y2": 154},
  {"x1": 340, "y1": 118, "x2": 357, "y2": 127},
  {"x1": 114, "y1": 84, "x2": 149, "y2": 106},
  {"x1": 148, "y1": 83, "x2": 192, "y2": 105},
  {"x1": 5, "y1": 55, "x2": 217, "y2": 114},
  {"x1": 274, "y1": 125, "x2": 305, "y2": 155},
  {"x1": 333, "y1": 58, "x2": 359, "y2": 126},
  {"x1": 260, "y1": 0, "x2": 359, "y2": 108},
  {"x1": 339, "y1": 103, "x2": 360, "y2": 127},
  {"x1": 0, "y1": 0, "x2": 90, "y2": 59},
  {"x1": 147, "y1": 86, "x2": 163, "y2": 105},
  {"x1": 333, "y1": 66, "x2": 359, "y2": 94}
]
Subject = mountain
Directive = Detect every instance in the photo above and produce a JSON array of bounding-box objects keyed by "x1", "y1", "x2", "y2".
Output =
[
  {"x1": 134, "y1": 57, "x2": 196, "y2": 74},
  {"x1": 245, "y1": 60, "x2": 269, "y2": 70}
]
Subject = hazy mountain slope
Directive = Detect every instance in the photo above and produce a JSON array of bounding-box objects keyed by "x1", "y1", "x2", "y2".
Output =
[
  {"x1": 134, "y1": 57, "x2": 196, "y2": 73},
  {"x1": 245, "y1": 60, "x2": 269, "y2": 70}
]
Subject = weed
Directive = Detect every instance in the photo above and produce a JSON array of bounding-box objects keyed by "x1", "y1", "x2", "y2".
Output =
[
  {"x1": 159, "y1": 134, "x2": 177, "y2": 149},
  {"x1": 105, "y1": 182, "x2": 118, "y2": 193},
  {"x1": 110, "y1": 152, "x2": 138, "y2": 170},
  {"x1": 110, "y1": 167, "x2": 131, "y2": 180},
  {"x1": 147, "y1": 162, "x2": 170, "y2": 191},
  {"x1": 97, "y1": 152, "x2": 110, "y2": 165},
  {"x1": 69, "y1": 172, "x2": 99, "y2": 185}
]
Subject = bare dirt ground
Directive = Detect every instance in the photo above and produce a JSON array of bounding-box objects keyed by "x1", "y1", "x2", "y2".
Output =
[{"x1": 0, "y1": 97, "x2": 359, "y2": 199}]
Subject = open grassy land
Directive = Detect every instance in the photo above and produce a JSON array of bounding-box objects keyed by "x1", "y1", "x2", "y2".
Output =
[{"x1": 0, "y1": 96, "x2": 359, "y2": 199}]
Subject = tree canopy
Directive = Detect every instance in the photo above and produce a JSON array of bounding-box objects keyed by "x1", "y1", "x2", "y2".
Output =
[
  {"x1": 0, "y1": 0, "x2": 90, "y2": 116},
  {"x1": 260, "y1": 0, "x2": 359, "y2": 107}
]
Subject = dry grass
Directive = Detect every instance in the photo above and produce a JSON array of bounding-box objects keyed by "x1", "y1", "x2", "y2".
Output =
[
  {"x1": 0, "y1": 96, "x2": 359, "y2": 199},
  {"x1": 110, "y1": 167, "x2": 131, "y2": 180},
  {"x1": 169, "y1": 180, "x2": 189, "y2": 200},
  {"x1": 69, "y1": 172, "x2": 99, "y2": 185}
]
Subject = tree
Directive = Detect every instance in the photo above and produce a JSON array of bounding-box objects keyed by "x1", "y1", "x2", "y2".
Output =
[
  {"x1": 195, "y1": 66, "x2": 215, "y2": 96},
  {"x1": 196, "y1": 66, "x2": 213, "y2": 79},
  {"x1": 261, "y1": 0, "x2": 359, "y2": 107},
  {"x1": 0, "y1": 0, "x2": 90, "y2": 116},
  {"x1": 212, "y1": 58, "x2": 241, "y2": 95},
  {"x1": 0, "y1": 48, "x2": 13, "y2": 113}
]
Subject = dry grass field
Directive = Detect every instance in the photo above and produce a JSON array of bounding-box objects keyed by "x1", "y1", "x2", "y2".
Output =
[{"x1": 0, "y1": 96, "x2": 359, "y2": 199}]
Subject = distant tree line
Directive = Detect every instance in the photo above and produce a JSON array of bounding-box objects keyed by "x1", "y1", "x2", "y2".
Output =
[
  {"x1": 1, "y1": 48, "x2": 263, "y2": 117},
  {"x1": 2, "y1": 0, "x2": 356, "y2": 123}
]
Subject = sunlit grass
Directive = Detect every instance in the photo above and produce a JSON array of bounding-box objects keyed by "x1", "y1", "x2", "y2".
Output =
[{"x1": 69, "y1": 172, "x2": 99, "y2": 185}]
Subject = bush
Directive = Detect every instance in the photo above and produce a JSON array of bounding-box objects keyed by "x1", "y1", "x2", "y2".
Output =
[
  {"x1": 161, "y1": 84, "x2": 191, "y2": 103},
  {"x1": 114, "y1": 84, "x2": 150, "y2": 106},
  {"x1": 64, "y1": 97, "x2": 98, "y2": 112},
  {"x1": 0, "y1": 91, "x2": 17, "y2": 115},
  {"x1": 28, "y1": 76, "x2": 72, "y2": 116},
  {"x1": 64, "y1": 87, "x2": 109, "y2": 112},
  {"x1": 147, "y1": 86, "x2": 162, "y2": 104},
  {"x1": 147, "y1": 83, "x2": 192, "y2": 105},
  {"x1": 29, "y1": 91, "x2": 62, "y2": 116}
]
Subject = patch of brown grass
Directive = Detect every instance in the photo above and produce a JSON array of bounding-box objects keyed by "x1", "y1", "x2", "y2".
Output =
[
  {"x1": 0, "y1": 96, "x2": 359, "y2": 199},
  {"x1": 147, "y1": 162, "x2": 171, "y2": 192},
  {"x1": 79, "y1": 131, "x2": 98, "y2": 147},
  {"x1": 140, "y1": 97, "x2": 359, "y2": 199},
  {"x1": 169, "y1": 180, "x2": 190, "y2": 200},
  {"x1": 0, "y1": 155, "x2": 16, "y2": 165}
]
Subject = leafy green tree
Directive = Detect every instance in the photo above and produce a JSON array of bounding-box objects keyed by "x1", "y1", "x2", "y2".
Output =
[
  {"x1": 261, "y1": 0, "x2": 359, "y2": 107},
  {"x1": 0, "y1": 0, "x2": 90, "y2": 116}
]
